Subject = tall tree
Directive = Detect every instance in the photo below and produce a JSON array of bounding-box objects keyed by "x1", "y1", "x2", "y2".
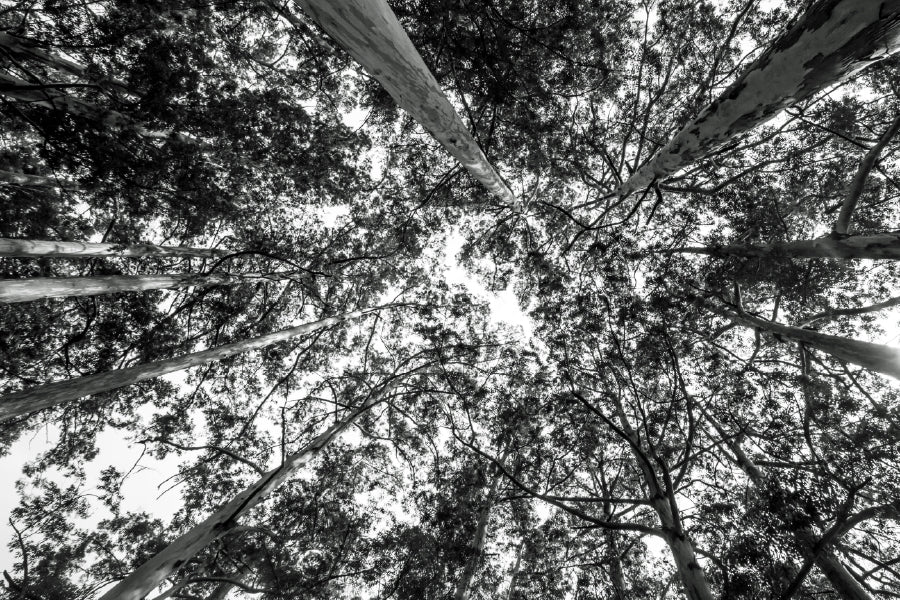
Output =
[{"x1": 618, "y1": 0, "x2": 900, "y2": 197}]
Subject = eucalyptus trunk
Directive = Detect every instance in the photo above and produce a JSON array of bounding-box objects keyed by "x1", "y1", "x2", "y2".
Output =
[
  {"x1": 0, "y1": 238, "x2": 227, "y2": 259},
  {"x1": 618, "y1": 0, "x2": 900, "y2": 196},
  {"x1": 0, "y1": 71, "x2": 187, "y2": 141},
  {"x1": 453, "y1": 462, "x2": 505, "y2": 600},
  {"x1": 97, "y1": 380, "x2": 397, "y2": 600},
  {"x1": 664, "y1": 233, "x2": 900, "y2": 260},
  {"x1": 0, "y1": 169, "x2": 80, "y2": 189},
  {"x1": 613, "y1": 399, "x2": 714, "y2": 600},
  {"x1": 702, "y1": 408, "x2": 873, "y2": 600},
  {"x1": 0, "y1": 271, "x2": 292, "y2": 303},
  {"x1": 0, "y1": 32, "x2": 130, "y2": 92},
  {"x1": 717, "y1": 308, "x2": 900, "y2": 379},
  {"x1": 295, "y1": 0, "x2": 518, "y2": 209},
  {"x1": 0, "y1": 307, "x2": 385, "y2": 420}
]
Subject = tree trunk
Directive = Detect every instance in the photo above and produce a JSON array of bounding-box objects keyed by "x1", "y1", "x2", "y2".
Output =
[
  {"x1": 701, "y1": 407, "x2": 873, "y2": 600},
  {"x1": 0, "y1": 169, "x2": 80, "y2": 189},
  {"x1": 834, "y1": 113, "x2": 900, "y2": 235},
  {"x1": 715, "y1": 308, "x2": 900, "y2": 379},
  {"x1": 604, "y1": 527, "x2": 628, "y2": 599},
  {"x1": 0, "y1": 32, "x2": 130, "y2": 93},
  {"x1": 505, "y1": 540, "x2": 524, "y2": 600},
  {"x1": 294, "y1": 0, "x2": 518, "y2": 209},
  {"x1": 0, "y1": 71, "x2": 188, "y2": 141},
  {"x1": 453, "y1": 465, "x2": 504, "y2": 600},
  {"x1": 0, "y1": 271, "x2": 294, "y2": 303},
  {"x1": 613, "y1": 400, "x2": 714, "y2": 600},
  {"x1": 665, "y1": 233, "x2": 900, "y2": 260},
  {"x1": 0, "y1": 238, "x2": 228, "y2": 259},
  {"x1": 96, "y1": 377, "x2": 399, "y2": 600},
  {"x1": 617, "y1": 0, "x2": 900, "y2": 197},
  {"x1": 0, "y1": 307, "x2": 384, "y2": 420}
]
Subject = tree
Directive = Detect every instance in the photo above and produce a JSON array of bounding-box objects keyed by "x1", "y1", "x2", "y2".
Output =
[
  {"x1": 0, "y1": 306, "x2": 387, "y2": 420},
  {"x1": 5, "y1": 0, "x2": 900, "y2": 598},
  {"x1": 618, "y1": 0, "x2": 900, "y2": 197}
]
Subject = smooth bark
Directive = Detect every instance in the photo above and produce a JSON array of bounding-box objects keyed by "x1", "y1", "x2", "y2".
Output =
[
  {"x1": 715, "y1": 307, "x2": 900, "y2": 379},
  {"x1": 835, "y1": 112, "x2": 900, "y2": 234},
  {"x1": 0, "y1": 238, "x2": 228, "y2": 259},
  {"x1": 97, "y1": 378, "x2": 397, "y2": 600},
  {"x1": 0, "y1": 32, "x2": 130, "y2": 92},
  {"x1": 0, "y1": 307, "x2": 384, "y2": 420},
  {"x1": 295, "y1": 0, "x2": 518, "y2": 208},
  {"x1": 664, "y1": 233, "x2": 900, "y2": 260},
  {"x1": 0, "y1": 71, "x2": 187, "y2": 140},
  {"x1": 0, "y1": 271, "x2": 293, "y2": 303},
  {"x1": 453, "y1": 463, "x2": 504, "y2": 600},
  {"x1": 701, "y1": 408, "x2": 873, "y2": 600},
  {"x1": 618, "y1": 0, "x2": 900, "y2": 196},
  {"x1": 0, "y1": 169, "x2": 79, "y2": 189},
  {"x1": 613, "y1": 399, "x2": 714, "y2": 600},
  {"x1": 798, "y1": 295, "x2": 900, "y2": 327}
]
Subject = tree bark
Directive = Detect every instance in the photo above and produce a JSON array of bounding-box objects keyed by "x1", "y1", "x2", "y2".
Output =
[
  {"x1": 0, "y1": 169, "x2": 80, "y2": 189},
  {"x1": 664, "y1": 233, "x2": 900, "y2": 260},
  {"x1": 835, "y1": 112, "x2": 900, "y2": 234},
  {"x1": 294, "y1": 0, "x2": 518, "y2": 209},
  {"x1": 505, "y1": 540, "x2": 524, "y2": 600},
  {"x1": 798, "y1": 295, "x2": 900, "y2": 326},
  {"x1": 617, "y1": 0, "x2": 900, "y2": 197},
  {"x1": 96, "y1": 376, "x2": 399, "y2": 600},
  {"x1": 714, "y1": 307, "x2": 900, "y2": 379},
  {"x1": 701, "y1": 407, "x2": 873, "y2": 600},
  {"x1": 0, "y1": 71, "x2": 188, "y2": 141},
  {"x1": 0, "y1": 307, "x2": 384, "y2": 420},
  {"x1": 0, "y1": 32, "x2": 130, "y2": 92},
  {"x1": 0, "y1": 238, "x2": 228, "y2": 259},
  {"x1": 613, "y1": 399, "x2": 714, "y2": 600},
  {"x1": 0, "y1": 271, "x2": 294, "y2": 303},
  {"x1": 453, "y1": 464, "x2": 504, "y2": 600}
]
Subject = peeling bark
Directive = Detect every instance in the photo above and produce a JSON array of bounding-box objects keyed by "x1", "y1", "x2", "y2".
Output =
[
  {"x1": 0, "y1": 238, "x2": 227, "y2": 259},
  {"x1": 0, "y1": 271, "x2": 300, "y2": 303},
  {"x1": 664, "y1": 233, "x2": 900, "y2": 260},
  {"x1": 618, "y1": 0, "x2": 900, "y2": 197},
  {"x1": 0, "y1": 307, "x2": 384, "y2": 420},
  {"x1": 295, "y1": 0, "x2": 518, "y2": 208}
]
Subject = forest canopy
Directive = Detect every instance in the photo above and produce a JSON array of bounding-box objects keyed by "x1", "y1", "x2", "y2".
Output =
[{"x1": 1, "y1": 0, "x2": 900, "y2": 599}]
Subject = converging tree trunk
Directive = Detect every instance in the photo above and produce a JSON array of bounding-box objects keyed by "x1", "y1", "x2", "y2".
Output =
[
  {"x1": 0, "y1": 32, "x2": 130, "y2": 92},
  {"x1": 835, "y1": 112, "x2": 900, "y2": 235},
  {"x1": 617, "y1": 0, "x2": 900, "y2": 197},
  {"x1": 96, "y1": 374, "x2": 405, "y2": 600},
  {"x1": 713, "y1": 306, "x2": 900, "y2": 379},
  {"x1": 294, "y1": 0, "x2": 518, "y2": 209},
  {"x1": 0, "y1": 71, "x2": 188, "y2": 141},
  {"x1": 453, "y1": 461, "x2": 506, "y2": 600},
  {"x1": 0, "y1": 306, "x2": 386, "y2": 420},
  {"x1": 612, "y1": 398, "x2": 714, "y2": 600},
  {"x1": 0, "y1": 169, "x2": 80, "y2": 189},
  {"x1": 0, "y1": 238, "x2": 228, "y2": 259},
  {"x1": 0, "y1": 271, "x2": 294, "y2": 303},
  {"x1": 662, "y1": 233, "x2": 900, "y2": 260},
  {"x1": 700, "y1": 406, "x2": 874, "y2": 600}
]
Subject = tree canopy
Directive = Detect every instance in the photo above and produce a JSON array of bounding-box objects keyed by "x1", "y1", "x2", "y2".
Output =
[{"x1": 1, "y1": 0, "x2": 900, "y2": 599}]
